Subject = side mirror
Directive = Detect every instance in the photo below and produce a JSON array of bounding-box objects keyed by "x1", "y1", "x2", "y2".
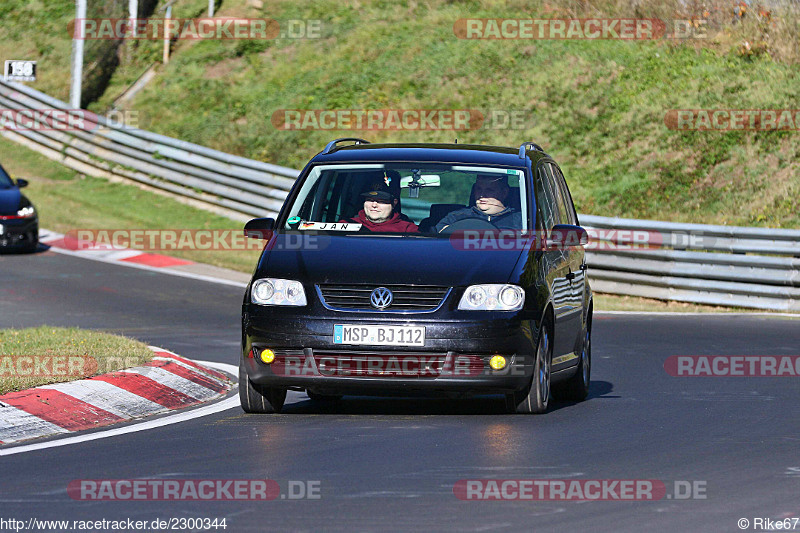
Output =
[
  {"x1": 244, "y1": 217, "x2": 275, "y2": 239},
  {"x1": 16, "y1": 179, "x2": 28, "y2": 188},
  {"x1": 546, "y1": 224, "x2": 589, "y2": 249}
]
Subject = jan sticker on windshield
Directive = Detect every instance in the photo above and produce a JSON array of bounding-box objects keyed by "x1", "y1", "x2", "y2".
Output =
[{"x1": 298, "y1": 222, "x2": 362, "y2": 231}]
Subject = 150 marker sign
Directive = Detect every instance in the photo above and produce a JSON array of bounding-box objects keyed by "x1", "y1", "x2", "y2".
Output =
[{"x1": 4, "y1": 60, "x2": 37, "y2": 82}]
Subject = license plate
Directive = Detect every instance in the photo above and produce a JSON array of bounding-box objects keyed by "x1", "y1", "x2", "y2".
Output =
[
  {"x1": 0, "y1": 224, "x2": 3, "y2": 235},
  {"x1": 333, "y1": 324, "x2": 425, "y2": 346}
]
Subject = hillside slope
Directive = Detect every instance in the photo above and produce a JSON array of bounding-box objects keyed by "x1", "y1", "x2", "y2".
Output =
[{"x1": 3, "y1": 0, "x2": 799, "y2": 227}]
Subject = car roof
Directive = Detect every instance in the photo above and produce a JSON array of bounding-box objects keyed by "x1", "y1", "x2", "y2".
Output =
[{"x1": 309, "y1": 143, "x2": 547, "y2": 167}]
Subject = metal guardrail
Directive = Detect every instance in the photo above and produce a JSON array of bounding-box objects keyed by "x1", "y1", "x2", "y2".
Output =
[
  {"x1": 1, "y1": 80, "x2": 797, "y2": 311},
  {"x1": 0, "y1": 80, "x2": 298, "y2": 220},
  {"x1": 580, "y1": 215, "x2": 800, "y2": 312}
]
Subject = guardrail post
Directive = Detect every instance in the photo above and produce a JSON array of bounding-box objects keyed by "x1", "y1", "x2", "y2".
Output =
[
  {"x1": 129, "y1": 0, "x2": 138, "y2": 37},
  {"x1": 69, "y1": 0, "x2": 87, "y2": 108},
  {"x1": 163, "y1": 6, "x2": 172, "y2": 64}
]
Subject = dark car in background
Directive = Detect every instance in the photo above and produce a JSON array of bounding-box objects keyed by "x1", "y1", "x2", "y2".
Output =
[
  {"x1": 0, "y1": 163, "x2": 38, "y2": 252},
  {"x1": 239, "y1": 139, "x2": 592, "y2": 414}
]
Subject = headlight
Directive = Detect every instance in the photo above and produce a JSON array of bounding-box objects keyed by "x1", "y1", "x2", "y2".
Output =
[
  {"x1": 16, "y1": 206, "x2": 35, "y2": 218},
  {"x1": 251, "y1": 278, "x2": 307, "y2": 306},
  {"x1": 458, "y1": 284, "x2": 525, "y2": 311}
]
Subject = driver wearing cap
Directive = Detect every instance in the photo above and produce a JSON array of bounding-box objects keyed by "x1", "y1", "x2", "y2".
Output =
[
  {"x1": 340, "y1": 178, "x2": 419, "y2": 233},
  {"x1": 435, "y1": 174, "x2": 522, "y2": 232}
]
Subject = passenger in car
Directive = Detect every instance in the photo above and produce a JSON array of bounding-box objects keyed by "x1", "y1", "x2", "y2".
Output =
[
  {"x1": 434, "y1": 174, "x2": 522, "y2": 232},
  {"x1": 340, "y1": 178, "x2": 419, "y2": 233}
]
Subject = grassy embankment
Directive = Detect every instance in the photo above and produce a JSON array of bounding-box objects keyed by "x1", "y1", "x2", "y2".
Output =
[
  {"x1": 4, "y1": 0, "x2": 796, "y2": 228},
  {"x1": 0, "y1": 326, "x2": 153, "y2": 394},
  {"x1": 116, "y1": 0, "x2": 799, "y2": 228},
  {"x1": 1, "y1": 0, "x2": 797, "y2": 313}
]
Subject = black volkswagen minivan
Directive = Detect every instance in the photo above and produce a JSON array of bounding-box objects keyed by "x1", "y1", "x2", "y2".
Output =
[{"x1": 240, "y1": 140, "x2": 592, "y2": 414}]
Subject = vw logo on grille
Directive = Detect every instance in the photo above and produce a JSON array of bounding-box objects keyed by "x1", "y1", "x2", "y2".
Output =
[{"x1": 370, "y1": 287, "x2": 393, "y2": 309}]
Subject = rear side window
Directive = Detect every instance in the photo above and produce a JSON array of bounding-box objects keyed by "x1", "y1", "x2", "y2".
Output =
[
  {"x1": 549, "y1": 163, "x2": 578, "y2": 226},
  {"x1": 535, "y1": 164, "x2": 559, "y2": 231}
]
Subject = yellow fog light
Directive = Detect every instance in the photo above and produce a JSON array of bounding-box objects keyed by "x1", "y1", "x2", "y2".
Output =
[
  {"x1": 489, "y1": 355, "x2": 507, "y2": 371},
  {"x1": 260, "y1": 349, "x2": 276, "y2": 364}
]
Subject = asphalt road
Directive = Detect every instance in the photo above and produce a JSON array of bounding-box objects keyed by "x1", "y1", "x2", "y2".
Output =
[{"x1": 1, "y1": 249, "x2": 799, "y2": 532}]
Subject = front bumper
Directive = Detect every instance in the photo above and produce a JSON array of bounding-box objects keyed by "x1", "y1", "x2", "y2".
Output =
[
  {"x1": 0, "y1": 218, "x2": 37, "y2": 249},
  {"x1": 242, "y1": 310, "x2": 538, "y2": 396}
]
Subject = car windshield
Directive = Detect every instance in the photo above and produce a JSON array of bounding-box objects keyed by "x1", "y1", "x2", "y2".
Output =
[
  {"x1": 283, "y1": 163, "x2": 528, "y2": 234},
  {"x1": 0, "y1": 164, "x2": 13, "y2": 188}
]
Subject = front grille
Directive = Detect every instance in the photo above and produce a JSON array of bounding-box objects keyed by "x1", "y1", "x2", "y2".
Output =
[
  {"x1": 313, "y1": 351, "x2": 449, "y2": 378},
  {"x1": 256, "y1": 348, "x2": 492, "y2": 379},
  {"x1": 0, "y1": 231, "x2": 33, "y2": 247},
  {"x1": 317, "y1": 284, "x2": 450, "y2": 311}
]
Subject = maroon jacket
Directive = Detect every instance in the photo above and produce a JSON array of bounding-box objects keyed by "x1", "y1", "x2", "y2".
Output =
[{"x1": 342, "y1": 210, "x2": 419, "y2": 233}]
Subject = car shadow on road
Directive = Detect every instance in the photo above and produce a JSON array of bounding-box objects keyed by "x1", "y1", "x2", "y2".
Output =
[
  {"x1": 587, "y1": 380, "x2": 615, "y2": 399},
  {"x1": 0, "y1": 242, "x2": 49, "y2": 255},
  {"x1": 280, "y1": 380, "x2": 615, "y2": 416},
  {"x1": 547, "y1": 380, "x2": 616, "y2": 413}
]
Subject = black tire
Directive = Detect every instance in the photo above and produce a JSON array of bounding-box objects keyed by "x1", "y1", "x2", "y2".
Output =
[
  {"x1": 25, "y1": 233, "x2": 39, "y2": 253},
  {"x1": 307, "y1": 391, "x2": 343, "y2": 402},
  {"x1": 506, "y1": 318, "x2": 552, "y2": 414},
  {"x1": 238, "y1": 361, "x2": 286, "y2": 414},
  {"x1": 557, "y1": 315, "x2": 591, "y2": 402}
]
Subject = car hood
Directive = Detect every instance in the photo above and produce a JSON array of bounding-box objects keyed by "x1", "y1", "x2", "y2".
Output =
[
  {"x1": 256, "y1": 233, "x2": 525, "y2": 287},
  {"x1": 0, "y1": 188, "x2": 21, "y2": 215}
]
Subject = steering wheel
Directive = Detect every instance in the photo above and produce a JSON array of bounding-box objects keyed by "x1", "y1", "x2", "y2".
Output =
[{"x1": 437, "y1": 218, "x2": 497, "y2": 234}]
